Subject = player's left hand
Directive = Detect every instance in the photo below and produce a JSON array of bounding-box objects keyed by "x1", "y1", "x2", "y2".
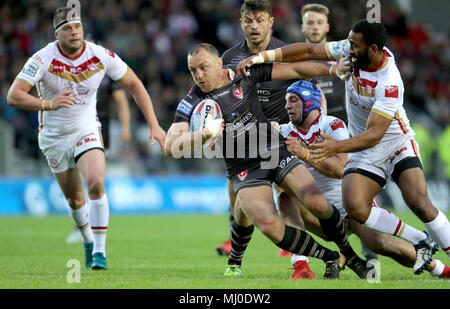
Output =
[
  {"x1": 336, "y1": 55, "x2": 352, "y2": 80},
  {"x1": 149, "y1": 125, "x2": 167, "y2": 153},
  {"x1": 308, "y1": 132, "x2": 338, "y2": 163}
]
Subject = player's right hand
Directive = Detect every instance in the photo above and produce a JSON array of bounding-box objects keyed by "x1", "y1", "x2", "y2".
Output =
[
  {"x1": 203, "y1": 115, "x2": 224, "y2": 139},
  {"x1": 52, "y1": 91, "x2": 77, "y2": 110}
]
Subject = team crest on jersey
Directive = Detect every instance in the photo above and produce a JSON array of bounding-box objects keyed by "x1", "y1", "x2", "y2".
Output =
[
  {"x1": 233, "y1": 87, "x2": 243, "y2": 99},
  {"x1": 237, "y1": 170, "x2": 248, "y2": 181},
  {"x1": 385, "y1": 85, "x2": 399, "y2": 98},
  {"x1": 330, "y1": 119, "x2": 344, "y2": 131}
]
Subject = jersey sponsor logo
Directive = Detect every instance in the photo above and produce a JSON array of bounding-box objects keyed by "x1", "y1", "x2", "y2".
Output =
[
  {"x1": 237, "y1": 170, "x2": 248, "y2": 181},
  {"x1": 48, "y1": 57, "x2": 104, "y2": 82},
  {"x1": 176, "y1": 100, "x2": 193, "y2": 116},
  {"x1": 22, "y1": 61, "x2": 39, "y2": 78},
  {"x1": 76, "y1": 133, "x2": 97, "y2": 147},
  {"x1": 385, "y1": 85, "x2": 399, "y2": 98},
  {"x1": 330, "y1": 119, "x2": 344, "y2": 131},
  {"x1": 233, "y1": 87, "x2": 243, "y2": 99}
]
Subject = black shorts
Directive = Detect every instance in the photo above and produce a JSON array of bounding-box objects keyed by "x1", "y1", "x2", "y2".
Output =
[{"x1": 229, "y1": 150, "x2": 301, "y2": 193}]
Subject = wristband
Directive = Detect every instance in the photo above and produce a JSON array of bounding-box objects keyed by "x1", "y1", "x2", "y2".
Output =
[{"x1": 329, "y1": 64, "x2": 335, "y2": 76}]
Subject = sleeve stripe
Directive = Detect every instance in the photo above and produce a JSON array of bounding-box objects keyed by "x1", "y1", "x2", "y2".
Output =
[
  {"x1": 114, "y1": 66, "x2": 130, "y2": 83},
  {"x1": 324, "y1": 43, "x2": 335, "y2": 61},
  {"x1": 372, "y1": 108, "x2": 394, "y2": 120},
  {"x1": 15, "y1": 78, "x2": 33, "y2": 88}
]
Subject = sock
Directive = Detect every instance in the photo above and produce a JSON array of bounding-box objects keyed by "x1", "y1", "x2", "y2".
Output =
[
  {"x1": 276, "y1": 225, "x2": 339, "y2": 262},
  {"x1": 68, "y1": 203, "x2": 93, "y2": 244},
  {"x1": 291, "y1": 254, "x2": 309, "y2": 265},
  {"x1": 227, "y1": 221, "x2": 254, "y2": 266},
  {"x1": 424, "y1": 210, "x2": 450, "y2": 258},
  {"x1": 430, "y1": 259, "x2": 444, "y2": 277},
  {"x1": 319, "y1": 205, "x2": 356, "y2": 260},
  {"x1": 363, "y1": 206, "x2": 426, "y2": 244},
  {"x1": 89, "y1": 194, "x2": 109, "y2": 255}
]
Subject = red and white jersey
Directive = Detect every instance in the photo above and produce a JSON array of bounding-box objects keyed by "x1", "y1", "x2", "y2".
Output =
[
  {"x1": 16, "y1": 40, "x2": 128, "y2": 135},
  {"x1": 324, "y1": 40, "x2": 414, "y2": 144},
  {"x1": 280, "y1": 114, "x2": 348, "y2": 217}
]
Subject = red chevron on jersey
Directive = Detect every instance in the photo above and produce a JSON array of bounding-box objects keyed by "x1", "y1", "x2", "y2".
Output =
[{"x1": 50, "y1": 57, "x2": 101, "y2": 75}]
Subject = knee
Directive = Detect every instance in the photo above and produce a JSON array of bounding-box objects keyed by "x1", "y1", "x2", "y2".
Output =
[
  {"x1": 255, "y1": 215, "x2": 283, "y2": 241},
  {"x1": 302, "y1": 194, "x2": 330, "y2": 218},
  {"x1": 86, "y1": 177, "x2": 105, "y2": 199},
  {"x1": 343, "y1": 197, "x2": 371, "y2": 224},
  {"x1": 66, "y1": 196, "x2": 86, "y2": 209}
]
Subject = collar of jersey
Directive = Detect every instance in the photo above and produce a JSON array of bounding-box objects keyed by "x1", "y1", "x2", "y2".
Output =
[
  {"x1": 57, "y1": 41, "x2": 86, "y2": 61},
  {"x1": 295, "y1": 113, "x2": 321, "y2": 135},
  {"x1": 361, "y1": 49, "x2": 391, "y2": 73}
]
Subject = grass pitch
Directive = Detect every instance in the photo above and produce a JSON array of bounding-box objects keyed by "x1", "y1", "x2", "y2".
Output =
[{"x1": 1, "y1": 212, "x2": 449, "y2": 289}]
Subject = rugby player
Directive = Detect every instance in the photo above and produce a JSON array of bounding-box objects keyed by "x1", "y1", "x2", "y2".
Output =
[
  {"x1": 164, "y1": 42, "x2": 364, "y2": 279},
  {"x1": 236, "y1": 19, "x2": 450, "y2": 274},
  {"x1": 7, "y1": 7, "x2": 166, "y2": 270},
  {"x1": 276, "y1": 80, "x2": 450, "y2": 279}
]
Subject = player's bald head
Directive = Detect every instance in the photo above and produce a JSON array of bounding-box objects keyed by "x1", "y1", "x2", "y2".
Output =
[{"x1": 188, "y1": 43, "x2": 220, "y2": 59}]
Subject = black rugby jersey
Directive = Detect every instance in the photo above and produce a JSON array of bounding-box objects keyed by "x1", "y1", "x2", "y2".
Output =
[
  {"x1": 174, "y1": 64, "x2": 287, "y2": 176},
  {"x1": 221, "y1": 37, "x2": 293, "y2": 124}
]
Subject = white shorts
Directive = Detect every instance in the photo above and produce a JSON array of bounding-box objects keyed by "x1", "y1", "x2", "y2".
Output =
[
  {"x1": 344, "y1": 137, "x2": 422, "y2": 188},
  {"x1": 38, "y1": 123, "x2": 104, "y2": 174}
]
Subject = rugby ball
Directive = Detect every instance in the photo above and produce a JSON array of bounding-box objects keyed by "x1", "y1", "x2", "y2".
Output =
[{"x1": 190, "y1": 99, "x2": 222, "y2": 148}]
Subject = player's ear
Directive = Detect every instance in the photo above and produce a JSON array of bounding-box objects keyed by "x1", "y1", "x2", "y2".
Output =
[
  {"x1": 269, "y1": 16, "x2": 274, "y2": 28},
  {"x1": 218, "y1": 57, "x2": 223, "y2": 68}
]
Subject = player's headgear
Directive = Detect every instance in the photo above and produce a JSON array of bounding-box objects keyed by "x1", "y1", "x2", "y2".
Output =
[
  {"x1": 286, "y1": 80, "x2": 323, "y2": 120},
  {"x1": 53, "y1": 7, "x2": 82, "y2": 32}
]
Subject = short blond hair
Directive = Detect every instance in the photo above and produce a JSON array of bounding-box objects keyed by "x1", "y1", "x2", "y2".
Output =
[{"x1": 301, "y1": 3, "x2": 329, "y2": 19}]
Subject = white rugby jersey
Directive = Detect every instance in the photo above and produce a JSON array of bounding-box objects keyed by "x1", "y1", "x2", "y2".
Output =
[
  {"x1": 280, "y1": 114, "x2": 348, "y2": 207},
  {"x1": 324, "y1": 40, "x2": 414, "y2": 144},
  {"x1": 16, "y1": 41, "x2": 128, "y2": 135}
]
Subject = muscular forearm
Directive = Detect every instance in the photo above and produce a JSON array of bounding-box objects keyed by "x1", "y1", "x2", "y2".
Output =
[
  {"x1": 280, "y1": 42, "x2": 330, "y2": 62},
  {"x1": 165, "y1": 130, "x2": 208, "y2": 157},
  {"x1": 304, "y1": 156, "x2": 345, "y2": 179},
  {"x1": 335, "y1": 131, "x2": 381, "y2": 153},
  {"x1": 7, "y1": 87, "x2": 47, "y2": 111},
  {"x1": 129, "y1": 81, "x2": 160, "y2": 128}
]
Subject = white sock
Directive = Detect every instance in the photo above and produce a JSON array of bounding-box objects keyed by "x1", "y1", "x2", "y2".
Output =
[
  {"x1": 68, "y1": 203, "x2": 94, "y2": 244},
  {"x1": 89, "y1": 194, "x2": 109, "y2": 255},
  {"x1": 291, "y1": 254, "x2": 309, "y2": 265},
  {"x1": 430, "y1": 259, "x2": 444, "y2": 277},
  {"x1": 363, "y1": 206, "x2": 426, "y2": 244},
  {"x1": 424, "y1": 210, "x2": 450, "y2": 257}
]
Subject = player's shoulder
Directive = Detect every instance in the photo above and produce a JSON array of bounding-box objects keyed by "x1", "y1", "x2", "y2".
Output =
[
  {"x1": 176, "y1": 85, "x2": 205, "y2": 119},
  {"x1": 279, "y1": 122, "x2": 295, "y2": 138},
  {"x1": 268, "y1": 36, "x2": 287, "y2": 48},
  {"x1": 86, "y1": 41, "x2": 119, "y2": 60},
  {"x1": 222, "y1": 41, "x2": 247, "y2": 63},
  {"x1": 30, "y1": 41, "x2": 57, "y2": 63}
]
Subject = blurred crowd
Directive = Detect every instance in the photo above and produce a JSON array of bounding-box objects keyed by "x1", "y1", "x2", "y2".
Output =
[{"x1": 0, "y1": 0, "x2": 448, "y2": 176}]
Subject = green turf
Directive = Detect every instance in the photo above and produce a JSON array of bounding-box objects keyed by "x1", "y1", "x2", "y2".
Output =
[{"x1": 0, "y1": 212, "x2": 449, "y2": 289}]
